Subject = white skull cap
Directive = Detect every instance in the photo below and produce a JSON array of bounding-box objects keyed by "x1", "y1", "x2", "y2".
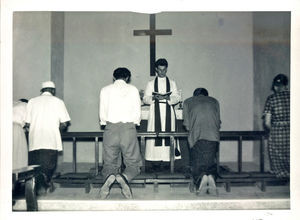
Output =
[{"x1": 42, "y1": 81, "x2": 55, "y2": 89}]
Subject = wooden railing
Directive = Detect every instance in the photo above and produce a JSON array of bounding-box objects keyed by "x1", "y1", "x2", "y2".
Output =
[{"x1": 61, "y1": 131, "x2": 268, "y2": 176}]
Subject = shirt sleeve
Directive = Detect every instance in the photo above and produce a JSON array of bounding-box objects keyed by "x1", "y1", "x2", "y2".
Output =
[
  {"x1": 20, "y1": 103, "x2": 27, "y2": 127},
  {"x1": 59, "y1": 101, "x2": 71, "y2": 123},
  {"x1": 143, "y1": 81, "x2": 154, "y2": 105},
  {"x1": 168, "y1": 80, "x2": 181, "y2": 105},
  {"x1": 182, "y1": 100, "x2": 190, "y2": 131},
  {"x1": 132, "y1": 88, "x2": 142, "y2": 126},
  {"x1": 25, "y1": 100, "x2": 32, "y2": 124},
  {"x1": 99, "y1": 88, "x2": 107, "y2": 125},
  {"x1": 216, "y1": 100, "x2": 221, "y2": 129},
  {"x1": 263, "y1": 96, "x2": 272, "y2": 116}
]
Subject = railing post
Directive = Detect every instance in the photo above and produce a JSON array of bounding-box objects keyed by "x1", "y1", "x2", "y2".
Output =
[
  {"x1": 72, "y1": 137, "x2": 77, "y2": 173},
  {"x1": 140, "y1": 136, "x2": 146, "y2": 173},
  {"x1": 62, "y1": 131, "x2": 268, "y2": 177},
  {"x1": 260, "y1": 135, "x2": 265, "y2": 173},
  {"x1": 95, "y1": 137, "x2": 99, "y2": 176},
  {"x1": 170, "y1": 135, "x2": 175, "y2": 173},
  {"x1": 238, "y1": 136, "x2": 242, "y2": 173}
]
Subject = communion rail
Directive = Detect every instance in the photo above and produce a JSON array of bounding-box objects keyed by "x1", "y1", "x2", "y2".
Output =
[
  {"x1": 61, "y1": 130, "x2": 268, "y2": 175},
  {"x1": 55, "y1": 131, "x2": 289, "y2": 192}
]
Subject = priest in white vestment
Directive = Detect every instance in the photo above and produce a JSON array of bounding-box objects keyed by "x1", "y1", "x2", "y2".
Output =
[{"x1": 143, "y1": 58, "x2": 181, "y2": 164}]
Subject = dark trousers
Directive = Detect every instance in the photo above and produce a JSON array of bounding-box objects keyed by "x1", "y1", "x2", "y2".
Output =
[
  {"x1": 145, "y1": 138, "x2": 191, "y2": 174},
  {"x1": 29, "y1": 149, "x2": 58, "y2": 189},
  {"x1": 145, "y1": 160, "x2": 170, "y2": 172},
  {"x1": 174, "y1": 138, "x2": 190, "y2": 172},
  {"x1": 191, "y1": 140, "x2": 218, "y2": 184}
]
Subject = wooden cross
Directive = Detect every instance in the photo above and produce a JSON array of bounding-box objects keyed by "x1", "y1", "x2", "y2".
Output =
[{"x1": 133, "y1": 14, "x2": 172, "y2": 76}]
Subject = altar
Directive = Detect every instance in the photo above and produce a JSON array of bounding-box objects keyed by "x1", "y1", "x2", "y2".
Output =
[
  {"x1": 139, "y1": 105, "x2": 190, "y2": 172},
  {"x1": 141, "y1": 105, "x2": 183, "y2": 120},
  {"x1": 139, "y1": 105, "x2": 184, "y2": 132}
]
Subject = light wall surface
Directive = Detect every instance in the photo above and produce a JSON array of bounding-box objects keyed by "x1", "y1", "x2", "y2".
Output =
[
  {"x1": 13, "y1": 12, "x2": 290, "y2": 168},
  {"x1": 63, "y1": 12, "x2": 254, "y2": 163},
  {"x1": 252, "y1": 12, "x2": 290, "y2": 166},
  {"x1": 13, "y1": 12, "x2": 51, "y2": 100}
]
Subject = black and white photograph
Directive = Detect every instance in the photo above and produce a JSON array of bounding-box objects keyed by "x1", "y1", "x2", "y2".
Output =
[{"x1": 1, "y1": 0, "x2": 300, "y2": 219}]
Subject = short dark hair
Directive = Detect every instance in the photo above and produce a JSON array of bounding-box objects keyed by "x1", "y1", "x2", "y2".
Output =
[
  {"x1": 113, "y1": 67, "x2": 131, "y2": 81},
  {"x1": 155, "y1": 58, "x2": 168, "y2": 68},
  {"x1": 272, "y1": 74, "x2": 288, "y2": 91},
  {"x1": 19, "y1": 98, "x2": 28, "y2": 103},
  {"x1": 41, "y1": 87, "x2": 55, "y2": 95},
  {"x1": 193, "y1": 88, "x2": 208, "y2": 96}
]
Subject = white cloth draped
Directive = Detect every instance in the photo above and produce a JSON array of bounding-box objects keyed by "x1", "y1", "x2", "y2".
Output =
[{"x1": 13, "y1": 101, "x2": 28, "y2": 169}]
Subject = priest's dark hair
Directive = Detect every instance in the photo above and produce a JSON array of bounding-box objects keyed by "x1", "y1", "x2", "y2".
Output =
[
  {"x1": 155, "y1": 58, "x2": 168, "y2": 68},
  {"x1": 193, "y1": 88, "x2": 209, "y2": 97},
  {"x1": 113, "y1": 67, "x2": 131, "y2": 82}
]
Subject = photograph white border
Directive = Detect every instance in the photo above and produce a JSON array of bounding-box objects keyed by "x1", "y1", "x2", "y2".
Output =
[{"x1": 1, "y1": 0, "x2": 300, "y2": 219}]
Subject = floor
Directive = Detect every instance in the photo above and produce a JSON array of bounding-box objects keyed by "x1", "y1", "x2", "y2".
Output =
[
  {"x1": 12, "y1": 161, "x2": 290, "y2": 211},
  {"x1": 12, "y1": 179, "x2": 290, "y2": 211}
]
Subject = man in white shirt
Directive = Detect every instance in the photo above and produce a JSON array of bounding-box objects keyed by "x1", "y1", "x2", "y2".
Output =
[
  {"x1": 99, "y1": 67, "x2": 142, "y2": 199},
  {"x1": 143, "y1": 58, "x2": 181, "y2": 171},
  {"x1": 25, "y1": 81, "x2": 71, "y2": 194}
]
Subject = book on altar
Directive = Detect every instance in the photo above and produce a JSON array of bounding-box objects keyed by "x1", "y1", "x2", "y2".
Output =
[{"x1": 152, "y1": 91, "x2": 172, "y2": 96}]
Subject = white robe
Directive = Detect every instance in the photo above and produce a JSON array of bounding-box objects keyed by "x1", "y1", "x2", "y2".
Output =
[
  {"x1": 13, "y1": 101, "x2": 28, "y2": 170},
  {"x1": 143, "y1": 77, "x2": 181, "y2": 161}
]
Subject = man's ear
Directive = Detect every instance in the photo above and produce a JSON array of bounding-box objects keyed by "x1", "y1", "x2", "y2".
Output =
[{"x1": 52, "y1": 88, "x2": 56, "y2": 96}]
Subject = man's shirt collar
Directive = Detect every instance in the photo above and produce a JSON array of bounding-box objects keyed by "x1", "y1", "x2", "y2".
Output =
[{"x1": 42, "y1": 91, "x2": 53, "y2": 96}]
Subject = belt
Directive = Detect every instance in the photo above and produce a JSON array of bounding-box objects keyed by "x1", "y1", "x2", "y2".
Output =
[
  {"x1": 106, "y1": 121, "x2": 134, "y2": 125},
  {"x1": 273, "y1": 121, "x2": 289, "y2": 125}
]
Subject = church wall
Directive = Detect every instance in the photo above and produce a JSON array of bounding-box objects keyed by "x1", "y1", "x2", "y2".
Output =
[
  {"x1": 156, "y1": 12, "x2": 254, "y2": 164},
  {"x1": 252, "y1": 12, "x2": 290, "y2": 166},
  {"x1": 63, "y1": 12, "x2": 254, "y2": 165},
  {"x1": 13, "y1": 12, "x2": 51, "y2": 101},
  {"x1": 253, "y1": 12, "x2": 290, "y2": 131},
  {"x1": 13, "y1": 12, "x2": 290, "y2": 171},
  {"x1": 63, "y1": 12, "x2": 151, "y2": 166}
]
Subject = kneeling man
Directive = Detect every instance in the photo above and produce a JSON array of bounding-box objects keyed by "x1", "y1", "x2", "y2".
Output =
[
  {"x1": 99, "y1": 67, "x2": 142, "y2": 199},
  {"x1": 183, "y1": 88, "x2": 221, "y2": 196}
]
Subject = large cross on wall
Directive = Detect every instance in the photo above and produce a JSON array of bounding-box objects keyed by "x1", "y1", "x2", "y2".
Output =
[{"x1": 133, "y1": 14, "x2": 172, "y2": 76}]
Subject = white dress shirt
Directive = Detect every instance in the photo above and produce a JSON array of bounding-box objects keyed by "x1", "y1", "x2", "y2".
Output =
[
  {"x1": 99, "y1": 79, "x2": 141, "y2": 126},
  {"x1": 25, "y1": 92, "x2": 71, "y2": 152}
]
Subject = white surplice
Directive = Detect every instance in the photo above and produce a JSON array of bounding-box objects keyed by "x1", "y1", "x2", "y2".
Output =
[{"x1": 143, "y1": 77, "x2": 181, "y2": 161}]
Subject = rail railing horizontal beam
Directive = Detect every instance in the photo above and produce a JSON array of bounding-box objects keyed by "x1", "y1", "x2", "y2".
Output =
[
  {"x1": 61, "y1": 131, "x2": 268, "y2": 175},
  {"x1": 61, "y1": 131, "x2": 267, "y2": 139}
]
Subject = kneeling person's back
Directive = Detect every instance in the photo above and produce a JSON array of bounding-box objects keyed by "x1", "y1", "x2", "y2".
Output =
[{"x1": 183, "y1": 89, "x2": 221, "y2": 148}]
